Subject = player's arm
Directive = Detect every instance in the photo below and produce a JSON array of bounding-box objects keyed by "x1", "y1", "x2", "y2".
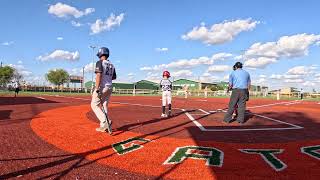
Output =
[
  {"x1": 94, "y1": 61, "x2": 103, "y2": 92},
  {"x1": 112, "y1": 68, "x2": 117, "y2": 80},
  {"x1": 228, "y1": 73, "x2": 233, "y2": 92}
]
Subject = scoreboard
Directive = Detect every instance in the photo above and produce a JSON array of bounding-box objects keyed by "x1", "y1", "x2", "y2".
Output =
[{"x1": 69, "y1": 76, "x2": 83, "y2": 83}]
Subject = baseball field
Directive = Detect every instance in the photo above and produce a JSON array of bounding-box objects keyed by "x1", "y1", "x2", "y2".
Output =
[{"x1": 1, "y1": 92, "x2": 319, "y2": 179}]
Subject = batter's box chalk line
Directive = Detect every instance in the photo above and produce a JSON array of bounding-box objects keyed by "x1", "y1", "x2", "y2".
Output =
[{"x1": 183, "y1": 108, "x2": 303, "y2": 132}]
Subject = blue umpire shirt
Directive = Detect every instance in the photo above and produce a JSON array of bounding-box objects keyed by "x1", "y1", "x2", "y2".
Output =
[{"x1": 229, "y1": 69, "x2": 251, "y2": 89}]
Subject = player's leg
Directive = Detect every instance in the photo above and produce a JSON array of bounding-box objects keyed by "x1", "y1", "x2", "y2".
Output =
[
  {"x1": 101, "y1": 86, "x2": 113, "y2": 134},
  {"x1": 161, "y1": 92, "x2": 167, "y2": 117},
  {"x1": 91, "y1": 89, "x2": 109, "y2": 131},
  {"x1": 223, "y1": 89, "x2": 240, "y2": 123},
  {"x1": 236, "y1": 89, "x2": 247, "y2": 123},
  {"x1": 167, "y1": 91, "x2": 172, "y2": 116}
]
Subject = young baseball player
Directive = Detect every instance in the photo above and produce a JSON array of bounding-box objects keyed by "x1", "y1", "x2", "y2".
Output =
[
  {"x1": 160, "y1": 71, "x2": 172, "y2": 117},
  {"x1": 91, "y1": 47, "x2": 117, "y2": 134}
]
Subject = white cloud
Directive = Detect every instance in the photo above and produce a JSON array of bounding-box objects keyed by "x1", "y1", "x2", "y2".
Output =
[
  {"x1": 303, "y1": 81, "x2": 316, "y2": 87},
  {"x1": 182, "y1": 19, "x2": 259, "y2": 45},
  {"x1": 171, "y1": 70, "x2": 193, "y2": 77},
  {"x1": 234, "y1": 55, "x2": 243, "y2": 60},
  {"x1": 270, "y1": 74, "x2": 303, "y2": 80},
  {"x1": 128, "y1": 73, "x2": 135, "y2": 76},
  {"x1": 284, "y1": 79, "x2": 304, "y2": 83},
  {"x1": 8, "y1": 63, "x2": 33, "y2": 77},
  {"x1": 316, "y1": 41, "x2": 320, "y2": 46},
  {"x1": 199, "y1": 73, "x2": 219, "y2": 82},
  {"x1": 90, "y1": 13, "x2": 125, "y2": 34},
  {"x1": 48, "y1": 2, "x2": 95, "y2": 18},
  {"x1": 155, "y1": 47, "x2": 169, "y2": 52},
  {"x1": 71, "y1": 21, "x2": 82, "y2": 27},
  {"x1": 57, "y1": 37, "x2": 63, "y2": 40},
  {"x1": 37, "y1": 50, "x2": 80, "y2": 62},
  {"x1": 140, "y1": 52, "x2": 232, "y2": 71},
  {"x1": 243, "y1": 34, "x2": 320, "y2": 68},
  {"x1": 1, "y1": 41, "x2": 14, "y2": 46},
  {"x1": 287, "y1": 66, "x2": 316, "y2": 75},
  {"x1": 259, "y1": 75, "x2": 267, "y2": 78},
  {"x1": 244, "y1": 57, "x2": 277, "y2": 68},
  {"x1": 84, "y1": 62, "x2": 95, "y2": 73},
  {"x1": 207, "y1": 65, "x2": 231, "y2": 72}
]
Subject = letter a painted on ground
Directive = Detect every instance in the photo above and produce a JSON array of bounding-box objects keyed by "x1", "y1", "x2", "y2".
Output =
[
  {"x1": 301, "y1": 145, "x2": 320, "y2": 160},
  {"x1": 164, "y1": 146, "x2": 224, "y2": 167},
  {"x1": 112, "y1": 137, "x2": 150, "y2": 155},
  {"x1": 239, "y1": 149, "x2": 287, "y2": 171}
]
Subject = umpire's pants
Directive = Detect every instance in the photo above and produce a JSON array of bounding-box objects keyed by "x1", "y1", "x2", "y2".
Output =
[{"x1": 224, "y1": 89, "x2": 249, "y2": 123}]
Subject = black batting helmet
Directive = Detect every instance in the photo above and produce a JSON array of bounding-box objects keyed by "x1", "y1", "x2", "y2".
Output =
[{"x1": 97, "y1": 47, "x2": 109, "y2": 58}]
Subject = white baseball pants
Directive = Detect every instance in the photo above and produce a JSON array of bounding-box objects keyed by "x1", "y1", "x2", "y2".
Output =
[
  {"x1": 162, "y1": 91, "x2": 172, "y2": 106},
  {"x1": 91, "y1": 86, "x2": 112, "y2": 127}
]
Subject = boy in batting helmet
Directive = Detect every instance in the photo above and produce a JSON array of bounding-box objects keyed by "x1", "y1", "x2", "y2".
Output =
[
  {"x1": 91, "y1": 47, "x2": 117, "y2": 134},
  {"x1": 160, "y1": 71, "x2": 173, "y2": 117}
]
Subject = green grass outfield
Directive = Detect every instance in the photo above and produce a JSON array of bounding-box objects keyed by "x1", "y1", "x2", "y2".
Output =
[{"x1": 1, "y1": 90, "x2": 320, "y2": 101}]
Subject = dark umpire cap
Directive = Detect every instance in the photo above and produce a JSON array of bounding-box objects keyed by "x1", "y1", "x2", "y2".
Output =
[{"x1": 234, "y1": 62, "x2": 243, "y2": 68}]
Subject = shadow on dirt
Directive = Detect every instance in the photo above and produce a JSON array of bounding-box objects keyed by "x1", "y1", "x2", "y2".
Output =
[{"x1": 0, "y1": 97, "x2": 59, "y2": 105}]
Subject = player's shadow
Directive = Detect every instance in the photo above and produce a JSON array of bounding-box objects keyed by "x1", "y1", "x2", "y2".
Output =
[
  {"x1": 86, "y1": 109, "x2": 197, "y2": 136},
  {"x1": 0, "y1": 97, "x2": 58, "y2": 105},
  {"x1": 0, "y1": 110, "x2": 12, "y2": 120}
]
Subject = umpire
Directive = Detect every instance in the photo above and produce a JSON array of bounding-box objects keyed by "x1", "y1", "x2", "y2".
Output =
[{"x1": 224, "y1": 62, "x2": 251, "y2": 124}]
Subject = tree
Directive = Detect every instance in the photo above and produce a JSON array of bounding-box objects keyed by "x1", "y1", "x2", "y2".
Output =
[
  {"x1": 0, "y1": 66, "x2": 15, "y2": 87},
  {"x1": 46, "y1": 69, "x2": 69, "y2": 87}
]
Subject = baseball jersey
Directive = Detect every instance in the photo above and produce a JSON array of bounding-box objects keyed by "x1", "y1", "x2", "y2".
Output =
[
  {"x1": 160, "y1": 79, "x2": 172, "y2": 91},
  {"x1": 95, "y1": 60, "x2": 117, "y2": 88}
]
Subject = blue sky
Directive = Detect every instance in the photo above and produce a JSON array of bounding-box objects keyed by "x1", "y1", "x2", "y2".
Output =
[{"x1": 0, "y1": 0, "x2": 319, "y2": 90}]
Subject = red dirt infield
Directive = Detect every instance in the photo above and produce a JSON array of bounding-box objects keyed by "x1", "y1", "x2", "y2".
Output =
[{"x1": 1, "y1": 95, "x2": 320, "y2": 179}]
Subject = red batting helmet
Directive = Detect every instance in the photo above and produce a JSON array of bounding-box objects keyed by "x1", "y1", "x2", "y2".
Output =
[{"x1": 163, "y1": 71, "x2": 170, "y2": 77}]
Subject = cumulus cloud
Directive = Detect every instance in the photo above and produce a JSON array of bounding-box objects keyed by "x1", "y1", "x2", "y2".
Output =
[
  {"x1": 140, "y1": 52, "x2": 232, "y2": 71},
  {"x1": 90, "y1": 13, "x2": 125, "y2": 34},
  {"x1": 37, "y1": 50, "x2": 80, "y2": 62},
  {"x1": 244, "y1": 57, "x2": 277, "y2": 68},
  {"x1": 284, "y1": 79, "x2": 304, "y2": 83},
  {"x1": 71, "y1": 20, "x2": 82, "y2": 27},
  {"x1": 48, "y1": 2, "x2": 95, "y2": 18},
  {"x1": 155, "y1": 47, "x2": 169, "y2": 52},
  {"x1": 182, "y1": 19, "x2": 259, "y2": 45},
  {"x1": 199, "y1": 73, "x2": 219, "y2": 82},
  {"x1": 171, "y1": 70, "x2": 193, "y2": 77},
  {"x1": 207, "y1": 65, "x2": 231, "y2": 72},
  {"x1": 1, "y1": 41, "x2": 14, "y2": 46},
  {"x1": 287, "y1": 66, "x2": 317, "y2": 75},
  {"x1": 84, "y1": 62, "x2": 95, "y2": 73},
  {"x1": 303, "y1": 81, "x2": 316, "y2": 87},
  {"x1": 243, "y1": 34, "x2": 320, "y2": 68},
  {"x1": 57, "y1": 37, "x2": 63, "y2": 40},
  {"x1": 8, "y1": 63, "x2": 33, "y2": 77}
]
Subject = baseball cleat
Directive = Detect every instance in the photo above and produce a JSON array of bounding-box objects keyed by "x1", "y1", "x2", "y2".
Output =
[
  {"x1": 167, "y1": 110, "x2": 172, "y2": 117},
  {"x1": 161, "y1": 113, "x2": 167, "y2": 118},
  {"x1": 96, "y1": 126, "x2": 106, "y2": 132}
]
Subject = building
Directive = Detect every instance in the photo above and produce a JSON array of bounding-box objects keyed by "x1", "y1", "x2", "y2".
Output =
[{"x1": 173, "y1": 79, "x2": 218, "y2": 90}]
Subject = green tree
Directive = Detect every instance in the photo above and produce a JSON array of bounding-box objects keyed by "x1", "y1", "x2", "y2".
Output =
[
  {"x1": 46, "y1": 69, "x2": 69, "y2": 87},
  {"x1": 0, "y1": 66, "x2": 15, "y2": 87}
]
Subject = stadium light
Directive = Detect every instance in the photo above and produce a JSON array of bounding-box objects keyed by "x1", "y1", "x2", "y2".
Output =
[{"x1": 89, "y1": 45, "x2": 96, "y2": 93}]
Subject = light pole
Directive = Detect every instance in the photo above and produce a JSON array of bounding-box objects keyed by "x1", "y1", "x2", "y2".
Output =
[{"x1": 89, "y1": 45, "x2": 96, "y2": 93}]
